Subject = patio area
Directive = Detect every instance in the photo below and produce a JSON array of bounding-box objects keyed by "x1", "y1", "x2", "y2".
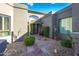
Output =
[{"x1": 4, "y1": 35, "x2": 74, "y2": 56}]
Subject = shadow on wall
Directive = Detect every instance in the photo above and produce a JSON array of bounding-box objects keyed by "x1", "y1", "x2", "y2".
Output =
[{"x1": 15, "y1": 32, "x2": 28, "y2": 42}]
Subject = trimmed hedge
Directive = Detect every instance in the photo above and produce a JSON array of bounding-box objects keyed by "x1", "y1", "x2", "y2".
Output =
[
  {"x1": 24, "y1": 36, "x2": 35, "y2": 46},
  {"x1": 60, "y1": 39, "x2": 72, "y2": 48}
]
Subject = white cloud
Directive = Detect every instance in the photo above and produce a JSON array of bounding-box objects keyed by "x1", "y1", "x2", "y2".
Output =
[
  {"x1": 27, "y1": 3, "x2": 34, "y2": 6},
  {"x1": 51, "y1": 3, "x2": 56, "y2": 4},
  {"x1": 52, "y1": 11, "x2": 56, "y2": 14}
]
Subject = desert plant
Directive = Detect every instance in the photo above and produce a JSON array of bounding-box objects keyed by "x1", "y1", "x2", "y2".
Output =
[
  {"x1": 42, "y1": 26, "x2": 49, "y2": 37},
  {"x1": 30, "y1": 24, "x2": 35, "y2": 34},
  {"x1": 24, "y1": 36, "x2": 35, "y2": 46},
  {"x1": 60, "y1": 39, "x2": 73, "y2": 48},
  {"x1": 39, "y1": 28, "x2": 43, "y2": 36}
]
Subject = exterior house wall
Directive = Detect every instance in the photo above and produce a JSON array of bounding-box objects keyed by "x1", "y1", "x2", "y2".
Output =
[
  {"x1": 52, "y1": 3, "x2": 79, "y2": 55},
  {"x1": 72, "y1": 3, "x2": 79, "y2": 55},
  {"x1": 54, "y1": 5, "x2": 72, "y2": 39},
  {"x1": 72, "y1": 3, "x2": 79, "y2": 38},
  {"x1": 56, "y1": 5, "x2": 72, "y2": 19},
  {"x1": 41, "y1": 12, "x2": 53, "y2": 38},
  {"x1": 0, "y1": 3, "x2": 45, "y2": 43},
  {"x1": 0, "y1": 3, "x2": 28, "y2": 43},
  {"x1": 13, "y1": 4, "x2": 28, "y2": 41},
  {"x1": 0, "y1": 3, "x2": 14, "y2": 43},
  {"x1": 52, "y1": 14, "x2": 56, "y2": 38}
]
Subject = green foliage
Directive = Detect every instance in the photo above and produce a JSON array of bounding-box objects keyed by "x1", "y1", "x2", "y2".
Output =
[
  {"x1": 39, "y1": 27, "x2": 44, "y2": 36},
  {"x1": 60, "y1": 39, "x2": 73, "y2": 48},
  {"x1": 30, "y1": 24, "x2": 35, "y2": 34},
  {"x1": 42, "y1": 26, "x2": 49, "y2": 37},
  {"x1": 24, "y1": 36, "x2": 35, "y2": 46}
]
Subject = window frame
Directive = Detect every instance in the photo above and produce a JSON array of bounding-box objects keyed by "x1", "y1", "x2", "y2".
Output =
[
  {"x1": 0, "y1": 15, "x2": 11, "y2": 37},
  {"x1": 59, "y1": 17, "x2": 72, "y2": 34},
  {"x1": 0, "y1": 16, "x2": 2, "y2": 30}
]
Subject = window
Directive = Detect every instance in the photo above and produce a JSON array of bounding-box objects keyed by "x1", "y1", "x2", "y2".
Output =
[
  {"x1": 60, "y1": 17, "x2": 72, "y2": 34},
  {"x1": 0, "y1": 16, "x2": 10, "y2": 37},
  {"x1": 0, "y1": 16, "x2": 2, "y2": 30},
  {"x1": 29, "y1": 15, "x2": 39, "y2": 21},
  {"x1": 4, "y1": 17, "x2": 10, "y2": 30}
]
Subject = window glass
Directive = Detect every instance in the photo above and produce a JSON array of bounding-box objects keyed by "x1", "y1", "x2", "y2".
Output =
[
  {"x1": 60, "y1": 17, "x2": 72, "y2": 34},
  {"x1": 0, "y1": 32, "x2": 2, "y2": 36},
  {"x1": 0, "y1": 16, "x2": 10, "y2": 37},
  {"x1": 3, "y1": 31, "x2": 10, "y2": 36},
  {"x1": 4, "y1": 17, "x2": 10, "y2": 30},
  {"x1": 0, "y1": 16, "x2": 2, "y2": 30}
]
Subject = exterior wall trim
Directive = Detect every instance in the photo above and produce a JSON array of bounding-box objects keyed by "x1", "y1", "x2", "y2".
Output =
[{"x1": 6, "y1": 3, "x2": 27, "y2": 10}]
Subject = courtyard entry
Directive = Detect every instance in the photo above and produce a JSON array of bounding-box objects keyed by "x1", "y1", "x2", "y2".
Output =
[{"x1": 30, "y1": 22, "x2": 42, "y2": 34}]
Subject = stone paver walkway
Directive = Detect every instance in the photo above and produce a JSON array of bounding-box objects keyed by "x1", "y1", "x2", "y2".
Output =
[{"x1": 4, "y1": 35, "x2": 74, "y2": 56}]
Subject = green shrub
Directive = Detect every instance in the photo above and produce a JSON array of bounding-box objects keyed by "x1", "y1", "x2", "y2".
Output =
[
  {"x1": 30, "y1": 24, "x2": 33, "y2": 34},
  {"x1": 60, "y1": 39, "x2": 72, "y2": 48},
  {"x1": 30, "y1": 24, "x2": 36, "y2": 34},
  {"x1": 39, "y1": 28, "x2": 44, "y2": 36},
  {"x1": 24, "y1": 36, "x2": 35, "y2": 46},
  {"x1": 42, "y1": 26, "x2": 49, "y2": 37}
]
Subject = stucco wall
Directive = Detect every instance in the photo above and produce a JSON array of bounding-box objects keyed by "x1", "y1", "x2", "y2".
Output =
[
  {"x1": 41, "y1": 12, "x2": 53, "y2": 38},
  {"x1": 72, "y1": 3, "x2": 79, "y2": 34},
  {"x1": 13, "y1": 3, "x2": 28, "y2": 41},
  {"x1": 72, "y1": 3, "x2": 79, "y2": 55},
  {"x1": 52, "y1": 14, "x2": 57, "y2": 38},
  {"x1": 56, "y1": 5, "x2": 72, "y2": 20},
  {"x1": 0, "y1": 3, "x2": 14, "y2": 31},
  {"x1": 70, "y1": 3, "x2": 79, "y2": 39},
  {"x1": 0, "y1": 3, "x2": 13, "y2": 16},
  {"x1": 0, "y1": 3, "x2": 28, "y2": 43}
]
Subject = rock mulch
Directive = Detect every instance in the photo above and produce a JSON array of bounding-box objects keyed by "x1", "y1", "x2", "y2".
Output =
[{"x1": 4, "y1": 35, "x2": 74, "y2": 56}]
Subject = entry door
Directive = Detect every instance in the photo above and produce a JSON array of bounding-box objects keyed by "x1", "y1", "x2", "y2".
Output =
[{"x1": 60, "y1": 17, "x2": 72, "y2": 34}]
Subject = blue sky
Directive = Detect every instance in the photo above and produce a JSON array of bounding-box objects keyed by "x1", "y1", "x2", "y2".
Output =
[{"x1": 23, "y1": 3, "x2": 71, "y2": 13}]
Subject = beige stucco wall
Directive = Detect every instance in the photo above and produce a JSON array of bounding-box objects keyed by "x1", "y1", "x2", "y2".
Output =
[
  {"x1": 0, "y1": 3, "x2": 13, "y2": 16},
  {"x1": 41, "y1": 12, "x2": 53, "y2": 38},
  {"x1": 0, "y1": 3, "x2": 14, "y2": 31},
  {"x1": 13, "y1": 3, "x2": 28, "y2": 41}
]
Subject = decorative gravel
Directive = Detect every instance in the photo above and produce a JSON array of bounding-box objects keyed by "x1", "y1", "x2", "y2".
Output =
[{"x1": 4, "y1": 35, "x2": 74, "y2": 56}]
